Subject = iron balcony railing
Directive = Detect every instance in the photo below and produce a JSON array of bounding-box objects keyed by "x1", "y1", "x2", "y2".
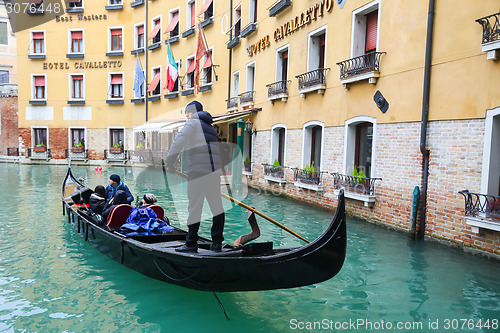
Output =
[
  {"x1": 239, "y1": 91, "x2": 255, "y2": 104},
  {"x1": 64, "y1": 148, "x2": 88, "y2": 160},
  {"x1": 331, "y1": 172, "x2": 382, "y2": 196},
  {"x1": 476, "y1": 12, "x2": 500, "y2": 44},
  {"x1": 263, "y1": 163, "x2": 286, "y2": 179},
  {"x1": 28, "y1": 148, "x2": 51, "y2": 159},
  {"x1": 296, "y1": 68, "x2": 330, "y2": 90},
  {"x1": 292, "y1": 168, "x2": 326, "y2": 186},
  {"x1": 336, "y1": 52, "x2": 386, "y2": 80},
  {"x1": 266, "y1": 80, "x2": 290, "y2": 98},
  {"x1": 458, "y1": 190, "x2": 500, "y2": 219},
  {"x1": 226, "y1": 97, "x2": 238, "y2": 109},
  {"x1": 7, "y1": 148, "x2": 18, "y2": 156},
  {"x1": 104, "y1": 149, "x2": 129, "y2": 161}
]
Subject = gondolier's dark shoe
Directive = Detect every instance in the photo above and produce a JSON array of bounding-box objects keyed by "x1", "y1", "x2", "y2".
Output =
[
  {"x1": 210, "y1": 243, "x2": 222, "y2": 252},
  {"x1": 175, "y1": 244, "x2": 198, "y2": 253}
]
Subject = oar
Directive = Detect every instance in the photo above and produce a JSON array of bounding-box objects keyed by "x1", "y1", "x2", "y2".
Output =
[{"x1": 172, "y1": 170, "x2": 310, "y2": 244}]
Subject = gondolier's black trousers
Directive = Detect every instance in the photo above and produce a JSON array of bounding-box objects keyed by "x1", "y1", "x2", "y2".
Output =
[{"x1": 186, "y1": 172, "x2": 225, "y2": 247}]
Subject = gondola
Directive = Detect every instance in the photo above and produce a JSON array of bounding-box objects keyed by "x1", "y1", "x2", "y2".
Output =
[{"x1": 61, "y1": 166, "x2": 346, "y2": 292}]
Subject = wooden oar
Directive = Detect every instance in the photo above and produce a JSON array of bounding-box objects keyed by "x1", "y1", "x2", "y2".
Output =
[{"x1": 173, "y1": 169, "x2": 310, "y2": 244}]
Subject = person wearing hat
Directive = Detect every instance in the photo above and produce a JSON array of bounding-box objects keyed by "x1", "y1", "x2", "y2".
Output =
[
  {"x1": 140, "y1": 193, "x2": 158, "y2": 207},
  {"x1": 165, "y1": 100, "x2": 225, "y2": 253},
  {"x1": 105, "y1": 174, "x2": 134, "y2": 205}
]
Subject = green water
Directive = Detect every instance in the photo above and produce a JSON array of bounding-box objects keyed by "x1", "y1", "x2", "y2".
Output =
[{"x1": 1, "y1": 164, "x2": 500, "y2": 333}]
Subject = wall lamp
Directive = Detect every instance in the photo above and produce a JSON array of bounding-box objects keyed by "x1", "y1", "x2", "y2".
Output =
[{"x1": 245, "y1": 119, "x2": 257, "y2": 135}]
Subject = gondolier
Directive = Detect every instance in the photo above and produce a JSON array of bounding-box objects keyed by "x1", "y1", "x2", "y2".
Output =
[{"x1": 165, "y1": 101, "x2": 225, "y2": 253}]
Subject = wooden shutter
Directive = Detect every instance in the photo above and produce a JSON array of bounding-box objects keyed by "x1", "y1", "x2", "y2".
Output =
[{"x1": 365, "y1": 10, "x2": 378, "y2": 52}]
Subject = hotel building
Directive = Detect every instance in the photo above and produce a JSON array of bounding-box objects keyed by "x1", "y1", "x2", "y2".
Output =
[{"x1": 16, "y1": 0, "x2": 500, "y2": 256}]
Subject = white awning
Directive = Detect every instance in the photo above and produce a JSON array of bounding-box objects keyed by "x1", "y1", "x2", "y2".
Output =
[
  {"x1": 159, "y1": 121, "x2": 185, "y2": 133},
  {"x1": 133, "y1": 122, "x2": 171, "y2": 132},
  {"x1": 212, "y1": 109, "x2": 254, "y2": 125}
]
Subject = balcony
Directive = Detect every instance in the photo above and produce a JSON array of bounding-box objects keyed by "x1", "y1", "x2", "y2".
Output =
[
  {"x1": 269, "y1": 0, "x2": 292, "y2": 17},
  {"x1": 336, "y1": 52, "x2": 386, "y2": 87},
  {"x1": 65, "y1": 148, "x2": 88, "y2": 162},
  {"x1": 241, "y1": 22, "x2": 257, "y2": 38},
  {"x1": 28, "y1": 147, "x2": 51, "y2": 160},
  {"x1": 331, "y1": 172, "x2": 382, "y2": 207},
  {"x1": 239, "y1": 91, "x2": 255, "y2": 108},
  {"x1": 266, "y1": 80, "x2": 290, "y2": 103},
  {"x1": 263, "y1": 164, "x2": 286, "y2": 184},
  {"x1": 104, "y1": 149, "x2": 128, "y2": 163},
  {"x1": 292, "y1": 168, "x2": 326, "y2": 191},
  {"x1": 226, "y1": 97, "x2": 238, "y2": 112},
  {"x1": 459, "y1": 190, "x2": 500, "y2": 233},
  {"x1": 476, "y1": 12, "x2": 500, "y2": 60},
  {"x1": 296, "y1": 68, "x2": 329, "y2": 97}
]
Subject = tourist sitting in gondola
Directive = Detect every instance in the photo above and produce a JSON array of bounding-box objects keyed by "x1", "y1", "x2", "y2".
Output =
[
  {"x1": 88, "y1": 185, "x2": 107, "y2": 216},
  {"x1": 139, "y1": 193, "x2": 157, "y2": 207},
  {"x1": 105, "y1": 174, "x2": 134, "y2": 205},
  {"x1": 102, "y1": 190, "x2": 130, "y2": 222}
]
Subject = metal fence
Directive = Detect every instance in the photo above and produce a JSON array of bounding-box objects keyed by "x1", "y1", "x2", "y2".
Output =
[
  {"x1": 336, "y1": 52, "x2": 386, "y2": 80},
  {"x1": 330, "y1": 172, "x2": 382, "y2": 196},
  {"x1": 459, "y1": 190, "x2": 500, "y2": 219}
]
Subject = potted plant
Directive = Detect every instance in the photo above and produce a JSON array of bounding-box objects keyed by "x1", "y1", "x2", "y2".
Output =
[
  {"x1": 136, "y1": 142, "x2": 144, "y2": 150},
  {"x1": 34, "y1": 142, "x2": 46, "y2": 152},
  {"x1": 110, "y1": 143, "x2": 124, "y2": 154},
  {"x1": 244, "y1": 156, "x2": 251, "y2": 172},
  {"x1": 271, "y1": 159, "x2": 283, "y2": 178},
  {"x1": 72, "y1": 141, "x2": 85, "y2": 153},
  {"x1": 351, "y1": 166, "x2": 369, "y2": 194},
  {"x1": 301, "y1": 162, "x2": 317, "y2": 184}
]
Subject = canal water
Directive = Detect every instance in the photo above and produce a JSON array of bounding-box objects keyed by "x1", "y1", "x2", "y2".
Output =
[{"x1": 1, "y1": 163, "x2": 500, "y2": 333}]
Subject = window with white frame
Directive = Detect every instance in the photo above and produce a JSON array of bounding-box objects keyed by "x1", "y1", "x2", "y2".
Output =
[
  {"x1": 186, "y1": 56, "x2": 195, "y2": 89},
  {"x1": 108, "y1": 73, "x2": 123, "y2": 99},
  {"x1": 352, "y1": 1, "x2": 379, "y2": 58},
  {"x1": 201, "y1": 0, "x2": 214, "y2": 21},
  {"x1": 308, "y1": 28, "x2": 326, "y2": 71},
  {"x1": 303, "y1": 122, "x2": 323, "y2": 170},
  {"x1": 109, "y1": 27, "x2": 123, "y2": 52},
  {"x1": 70, "y1": 128, "x2": 85, "y2": 148},
  {"x1": 276, "y1": 46, "x2": 288, "y2": 82},
  {"x1": 166, "y1": 9, "x2": 180, "y2": 38},
  {"x1": 234, "y1": 5, "x2": 242, "y2": 36},
  {"x1": 135, "y1": 69, "x2": 145, "y2": 98},
  {"x1": 232, "y1": 70, "x2": 239, "y2": 97},
  {"x1": 67, "y1": 0, "x2": 83, "y2": 9},
  {"x1": 202, "y1": 49, "x2": 213, "y2": 86},
  {"x1": 69, "y1": 30, "x2": 83, "y2": 54},
  {"x1": 187, "y1": 0, "x2": 196, "y2": 29},
  {"x1": 69, "y1": 74, "x2": 84, "y2": 100},
  {"x1": 32, "y1": 75, "x2": 46, "y2": 100},
  {"x1": 345, "y1": 117, "x2": 376, "y2": 179},
  {"x1": 135, "y1": 132, "x2": 146, "y2": 149},
  {"x1": 135, "y1": 23, "x2": 145, "y2": 49},
  {"x1": 31, "y1": 31, "x2": 45, "y2": 55},
  {"x1": 33, "y1": 128, "x2": 47, "y2": 147},
  {"x1": 108, "y1": 0, "x2": 122, "y2": 5},
  {"x1": 109, "y1": 128, "x2": 124, "y2": 149},
  {"x1": 245, "y1": 61, "x2": 255, "y2": 95},
  {"x1": 271, "y1": 125, "x2": 286, "y2": 166},
  {"x1": 481, "y1": 107, "x2": 500, "y2": 196},
  {"x1": 149, "y1": 16, "x2": 161, "y2": 44},
  {"x1": 0, "y1": 22, "x2": 8, "y2": 45},
  {"x1": 169, "y1": 61, "x2": 181, "y2": 92},
  {"x1": 150, "y1": 66, "x2": 161, "y2": 96},
  {"x1": 249, "y1": 0, "x2": 257, "y2": 23},
  {"x1": 0, "y1": 70, "x2": 9, "y2": 84}
]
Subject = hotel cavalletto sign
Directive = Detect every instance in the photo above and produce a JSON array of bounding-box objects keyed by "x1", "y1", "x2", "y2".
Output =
[{"x1": 247, "y1": 0, "x2": 333, "y2": 57}]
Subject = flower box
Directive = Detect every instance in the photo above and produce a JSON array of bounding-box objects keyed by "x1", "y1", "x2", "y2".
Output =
[
  {"x1": 34, "y1": 146, "x2": 47, "y2": 152},
  {"x1": 109, "y1": 147, "x2": 124, "y2": 154},
  {"x1": 71, "y1": 147, "x2": 85, "y2": 153}
]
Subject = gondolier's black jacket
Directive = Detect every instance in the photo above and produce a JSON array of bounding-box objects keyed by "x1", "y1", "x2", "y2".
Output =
[{"x1": 165, "y1": 111, "x2": 223, "y2": 177}]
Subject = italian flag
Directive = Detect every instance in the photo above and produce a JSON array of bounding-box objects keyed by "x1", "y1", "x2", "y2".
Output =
[{"x1": 165, "y1": 44, "x2": 178, "y2": 92}]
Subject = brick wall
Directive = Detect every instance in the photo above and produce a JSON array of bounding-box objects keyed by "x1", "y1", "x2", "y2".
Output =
[{"x1": 0, "y1": 96, "x2": 18, "y2": 155}]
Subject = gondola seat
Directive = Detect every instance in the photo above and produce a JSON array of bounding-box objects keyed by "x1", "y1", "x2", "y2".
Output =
[
  {"x1": 106, "y1": 204, "x2": 133, "y2": 228},
  {"x1": 147, "y1": 205, "x2": 165, "y2": 220}
]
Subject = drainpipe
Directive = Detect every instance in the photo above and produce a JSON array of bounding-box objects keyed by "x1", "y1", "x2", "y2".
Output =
[
  {"x1": 418, "y1": 0, "x2": 436, "y2": 240},
  {"x1": 145, "y1": 0, "x2": 149, "y2": 121},
  {"x1": 227, "y1": 0, "x2": 233, "y2": 106}
]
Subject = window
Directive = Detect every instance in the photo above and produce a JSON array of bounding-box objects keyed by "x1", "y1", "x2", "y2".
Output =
[
  {"x1": 70, "y1": 128, "x2": 85, "y2": 148},
  {"x1": 186, "y1": 57, "x2": 195, "y2": 89},
  {"x1": 308, "y1": 28, "x2": 326, "y2": 71},
  {"x1": 0, "y1": 70, "x2": 9, "y2": 84},
  {"x1": 109, "y1": 73, "x2": 123, "y2": 99},
  {"x1": 345, "y1": 117, "x2": 377, "y2": 179},
  {"x1": 149, "y1": 67, "x2": 161, "y2": 96},
  {"x1": 32, "y1": 75, "x2": 46, "y2": 100},
  {"x1": 187, "y1": 1, "x2": 196, "y2": 29},
  {"x1": 70, "y1": 74, "x2": 84, "y2": 100},
  {"x1": 67, "y1": 0, "x2": 83, "y2": 10},
  {"x1": 135, "y1": 132, "x2": 146, "y2": 149},
  {"x1": 168, "y1": 61, "x2": 181, "y2": 92},
  {"x1": 109, "y1": 28, "x2": 123, "y2": 52},
  {"x1": 200, "y1": 0, "x2": 214, "y2": 21},
  {"x1": 481, "y1": 107, "x2": 500, "y2": 196},
  {"x1": 271, "y1": 125, "x2": 286, "y2": 166},
  {"x1": 69, "y1": 30, "x2": 83, "y2": 54},
  {"x1": 234, "y1": 5, "x2": 242, "y2": 36},
  {"x1": 31, "y1": 31, "x2": 45, "y2": 55},
  {"x1": 135, "y1": 69, "x2": 145, "y2": 98},
  {"x1": 108, "y1": 0, "x2": 122, "y2": 5},
  {"x1": 149, "y1": 17, "x2": 161, "y2": 44},
  {"x1": 202, "y1": 49, "x2": 213, "y2": 85},
  {"x1": 249, "y1": 0, "x2": 258, "y2": 23},
  {"x1": 135, "y1": 23, "x2": 145, "y2": 49},
  {"x1": 0, "y1": 22, "x2": 8, "y2": 45},
  {"x1": 109, "y1": 128, "x2": 124, "y2": 149},
  {"x1": 232, "y1": 70, "x2": 239, "y2": 98},
  {"x1": 277, "y1": 46, "x2": 288, "y2": 82},
  {"x1": 303, "y1": 122, "x2": 323, "y2": 170},
  {"x1": 166, "y1": 10, "x2": 180, "y2": 38},
  {"x1": 33, "y1": 128, "x2": 47, "y2": 147},
  {"x1": 352, "y1": 2, "x2": 379, "y2": 58}
]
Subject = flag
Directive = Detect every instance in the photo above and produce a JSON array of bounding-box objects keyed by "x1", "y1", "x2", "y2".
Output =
[
  {"x1": 165, "y1": 43, "x2": 178, "y2": 92},
  {"x1": 133, "y1": 56, "x2": 145, "y2": 98},
  {"x1": 194, "y1": 25, "x2": 207, "y2": 94}
]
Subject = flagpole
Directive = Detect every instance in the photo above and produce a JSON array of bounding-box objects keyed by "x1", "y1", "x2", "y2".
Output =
[{"x1": 145, "y1": 0, "x2": 149, "y2": 122}]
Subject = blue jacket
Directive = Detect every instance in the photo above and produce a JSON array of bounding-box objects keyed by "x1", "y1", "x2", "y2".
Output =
[
  {"x1": 165, "y1": 111, "x2": 223, "y2": 177},
  {"x1": 105, "y1": 181, "x2": 134, "y2": 204}
]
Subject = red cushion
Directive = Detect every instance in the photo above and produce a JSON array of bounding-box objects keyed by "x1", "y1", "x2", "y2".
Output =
[
  {"x1": 106, "y1": 204, "x2": 133, "y2": 228},
  {"x1": 148, "y1": 205, "x2": 164, "y2": 220}
]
